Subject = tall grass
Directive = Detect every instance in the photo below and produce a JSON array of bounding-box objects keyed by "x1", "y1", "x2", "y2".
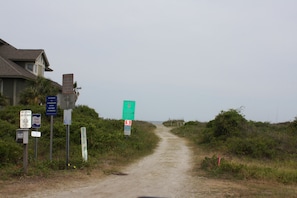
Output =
[{"x1": 200, "y1": 155, "x2": 297, "y2": 184}]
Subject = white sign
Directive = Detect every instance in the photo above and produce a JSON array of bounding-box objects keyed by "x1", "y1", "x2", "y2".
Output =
[
  {"x1": 63, "y1": 109, "x2": 72, "y2": 125},
  {"x1": 124, "y1": 125, "x2": 131, "y2": 136},
  {"x1": 31, "y1": 131, "x2": 41, "y2": 138},
  {"x1": 20, "y1": 110, "x2": 32, "y2": 129},
  {"x1": 32, "y1": 114, "x2": 41, "y2": 128},
  {"x1": 81, "y1": 127, "x2": 88, "y2": 161}
]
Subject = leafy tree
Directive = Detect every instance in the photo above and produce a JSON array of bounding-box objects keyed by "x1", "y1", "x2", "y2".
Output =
[{"x1": 19, "y1": 76, "x2": 59, "y2": 105}]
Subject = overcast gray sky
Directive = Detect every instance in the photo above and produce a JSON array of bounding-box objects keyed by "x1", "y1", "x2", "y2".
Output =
[{"x1": 2, "y1": 0, "x2": 297, "y2": 122}]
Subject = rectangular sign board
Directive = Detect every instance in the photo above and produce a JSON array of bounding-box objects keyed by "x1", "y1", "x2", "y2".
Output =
[
  {"x1": 81, "y1": 127, "x2": 88, "y2": 162},
  {"x1": 124, "y1": 120, "x2": 132, "y2": 126},
  {"x1": 31, "y1": 131, "x2": 41, "y2": 138},
  {"x1": 46, "y1": 96, "x2": 57, "y2": 116},
  {"x1": 63, "y1": 109, "x2": 72, "y2": 125},
  {"x1": 20, "y1": 110, "x2": 32, "y2": 129},
  {"x1": 32, "y1": 114, "x2": 41, "y2": 128},
  {"x1": 124, "y1": 125, "x2": 131, "y2": 136},
  {"x1": 122, "y1": 100, "x2": 136, "y2": 120}
]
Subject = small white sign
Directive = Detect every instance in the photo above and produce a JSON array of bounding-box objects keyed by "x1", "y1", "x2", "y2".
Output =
[
  {"x1": 31, "y1": 131, "x2": 41, "y2": 138},
  {"x1": 20, "y1": 110, "x2": 32, "y2": 129},
  {"x1": 81, "y1": 127, "x2": 88, "y2": 162},
  {"x1": 124, "y1": 125, "x2": 131, "y2": 136},
  {"x1": 63, "y1": 109, "x2": 72, "y2": 125},
  {"x1": 32, "y1": 114, "x2": 41, "y2": 128}
]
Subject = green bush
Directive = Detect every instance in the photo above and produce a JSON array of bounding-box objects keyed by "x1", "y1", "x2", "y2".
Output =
[
  {"x1": 200, "y1": 109, "x2": 248, "y2": 145},
  {"x1": 0, "y1": 120, "x2": 16, "y2": 138},
  {"x1": 227, "y1": 137, "x2": 277, "y2": 159},
  {"x1": 163, "y1": 119, "x2": 184, "y2": 127},
  {"x1": 73, "y1": 105, "x2": 99, "y2": 118},
  {"x1": 0, "y1": 140, "x2": 22, "y2": 166},
  {"x1": 184, "y1": 121, "x2": 200, "y2": 126},
  {"x1": 211, "y1": 109, "x2": 247, "y2": 140}
]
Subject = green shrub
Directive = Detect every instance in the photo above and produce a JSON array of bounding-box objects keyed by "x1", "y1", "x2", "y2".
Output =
[
  {"x1": 212, "y1": 109, "x2": 247, "y2": 140},
  {"x1": 0, "y1": 140, "x2": 22, "y2": 166},
  {"x1": 163, "y1": 119, "x2": 184, "y2": 127},
  {"x1": 0, "y1": 120, "x2": 16, "y2": 138},
  {"x1": 227, "y1": 137, "x2": 277, "y2": 159},
  {"x1": 73, "y1": 105, "x2": 99, "y2": 118},
  {"x1": 184, "y1": 121, "x2": 200, "y2": 126}
]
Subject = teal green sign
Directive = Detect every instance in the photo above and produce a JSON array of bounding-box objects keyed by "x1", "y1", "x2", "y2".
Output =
[{"x1": 122, "y1": 100, "x2": 136, "y2": 120}]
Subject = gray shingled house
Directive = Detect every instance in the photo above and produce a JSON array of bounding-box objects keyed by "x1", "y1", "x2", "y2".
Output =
[{"x1": 0, "y1": 39, "x2": 60, "y2": 105}]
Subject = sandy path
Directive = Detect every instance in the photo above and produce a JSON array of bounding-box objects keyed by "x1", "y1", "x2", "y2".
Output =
[{"x1": 27, "y1": 125, "x2": 195, "y2": 198}]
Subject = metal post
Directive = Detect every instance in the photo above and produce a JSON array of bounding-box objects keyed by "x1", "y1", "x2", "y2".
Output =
[
  {"x1": 35, "y1": 137, "x2": 38, "y2": 160},
  {"x1": 66, "y1": 125, "x2": 70, "y2": 168},
  {"x1": 33, "y1": 128, "x2": 38, "y2": 161},
  {"x1": 23, "y1": 143, "x2": 28, "y2": 174},
  {"x1": 22, "y1": 130, "x2": 29, "y2": 175},
  {"x1": 50, "y1": 115, "x2": 53, "y2": 161}
]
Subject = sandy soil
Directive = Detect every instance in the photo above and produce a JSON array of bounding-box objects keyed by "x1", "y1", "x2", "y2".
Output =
[{"x1": 2, "y1": 125, "x2": 284, "y2": 198}]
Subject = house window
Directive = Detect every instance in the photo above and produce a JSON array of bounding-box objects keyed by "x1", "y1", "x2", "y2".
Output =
[{"x1": 26, "y1": 63, "x2": 37, "y2": 74}]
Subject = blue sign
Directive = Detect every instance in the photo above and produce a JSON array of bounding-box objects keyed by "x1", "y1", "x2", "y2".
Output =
[
  {"x1": 46, "y1": 96, "x2": 57, "y2": 116},
  {"x1": 32, "y1": 113, "x2": 41, "y2": 128}
]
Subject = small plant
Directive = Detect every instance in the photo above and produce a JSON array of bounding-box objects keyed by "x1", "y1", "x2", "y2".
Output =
[{"x1": 201, "y1": 155, "x2": 219, "y2": 171}]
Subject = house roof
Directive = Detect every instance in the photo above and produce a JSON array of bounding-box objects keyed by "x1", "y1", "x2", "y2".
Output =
[
  {"x1": 0, "y1": 56, "x2": 36, "y2": 79},
  {"x1": 0, "y1": 39, "x2": 53, "y2": 80}
]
